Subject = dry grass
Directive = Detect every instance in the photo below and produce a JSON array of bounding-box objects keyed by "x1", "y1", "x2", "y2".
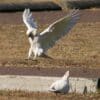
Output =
[
  {"x1": 0, "y1": 90, "x2": 99, "y2": 100},
  {"x1": 0, "y1": 23, "x2": 99, "y2": 68},
  {"x1": 48, "y1": 22, "x2": 100, "y2": 68},
  {"x1": 0, "y1": 10, "x2": 99, "y2": 68}
]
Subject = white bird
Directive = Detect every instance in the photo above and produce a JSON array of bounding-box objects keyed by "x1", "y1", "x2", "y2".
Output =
[
  {"x1": 49, "y1": 71, "x2": 70, "y2": 94},
  {"x1": 23, "y1": 9, "x2": 79, "y2": 60}
]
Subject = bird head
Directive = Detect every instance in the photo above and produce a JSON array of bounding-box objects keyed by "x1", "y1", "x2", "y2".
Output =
[{"x1": 62, "y1": 70, "x2": 69, "y2": 81}]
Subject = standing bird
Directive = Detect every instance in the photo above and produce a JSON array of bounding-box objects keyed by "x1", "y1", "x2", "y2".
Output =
[
  {"x1": 49, "y1": 71, "x2": 70, "y2": 94},
  {"x1": 23, "y1": 9, "x2": 79, "y2": 60}
]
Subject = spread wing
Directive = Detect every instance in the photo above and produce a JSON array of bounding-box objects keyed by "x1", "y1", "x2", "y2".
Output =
[
  {"x1": 39, "y1": 10, "x2": 80, "y2": 51},
  {"x1": 23, "y1": 8, "x2": 37, "y2": 32}
]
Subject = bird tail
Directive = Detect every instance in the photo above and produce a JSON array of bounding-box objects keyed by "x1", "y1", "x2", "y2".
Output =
[
  {"x1": 38, "y1": 48, "x2": 43, "y2": 56},
  {"x1": 49, "y1": 86, "x2": 57, "y2": 92}
]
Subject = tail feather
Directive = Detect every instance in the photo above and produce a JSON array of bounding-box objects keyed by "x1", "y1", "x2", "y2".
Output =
[{"x1": 49, "y1": 86, "x2": 57, "y2": 92}]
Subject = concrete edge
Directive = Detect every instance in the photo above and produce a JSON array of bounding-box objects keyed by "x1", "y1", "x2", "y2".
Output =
[{"x1": 0, "y1": 75, "x2": 99, "y2": 94}]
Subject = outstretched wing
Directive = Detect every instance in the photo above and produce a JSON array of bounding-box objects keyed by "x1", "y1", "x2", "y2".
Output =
[
  {"x1": 23, "y1": 8, "x2": 37, "y2": 31},
  {"x1": 39, "y1": 10, "x2": 80, "y2": 51}
]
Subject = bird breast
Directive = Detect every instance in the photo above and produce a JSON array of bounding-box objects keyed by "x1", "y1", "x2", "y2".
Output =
[
  {"x1": 32, "y1": 36, "x2": 41, "y2": 48},
  {"x1": 32, "y1": 36, "x2": 39, "y2": 43}
]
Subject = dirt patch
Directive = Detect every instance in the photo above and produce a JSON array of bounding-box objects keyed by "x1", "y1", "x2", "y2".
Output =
[
  {"x1": 80, "y1": 9, "x2": 100, "y2": 22},
  {"x1": 0, "y1": 11, "x2": 66, "y2": 25},
  {"x1": 0, "y1": 66, "x2": 100, "y2": 78}
]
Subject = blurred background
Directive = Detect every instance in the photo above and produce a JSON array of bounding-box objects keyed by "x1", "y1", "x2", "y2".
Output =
[{"x1": 0, "y1": 0, "x2": 99, "y2": 11}]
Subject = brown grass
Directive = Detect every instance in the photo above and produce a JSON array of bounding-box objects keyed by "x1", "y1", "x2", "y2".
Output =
[
  {"x1": 0, "y1": 24, "x2": 99, "y2": 68},
  {"x1": 0, "y1": 10, "x2": 99, "y2": 68},
  {"x1": 0, "y1": 90, "x2": 99, "y2": 100},
  {"x1": 48, "y1": 22, "x2": 100, "y2": 68}
]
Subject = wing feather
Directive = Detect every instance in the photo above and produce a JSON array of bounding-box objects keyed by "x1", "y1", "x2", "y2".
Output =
[
  {"x1": 39, "y1": 9, "x2": 80, "y2": 51},
  {"x1": 23, "y1": 9, "x2": 37, "y2": 31}
]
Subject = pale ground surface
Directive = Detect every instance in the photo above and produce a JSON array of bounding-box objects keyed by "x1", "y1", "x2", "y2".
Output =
[{"x1": 0, "y1": 75, "x2": 98, "y2": 93}]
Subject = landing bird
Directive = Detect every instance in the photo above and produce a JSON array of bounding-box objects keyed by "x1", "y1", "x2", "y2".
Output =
[
  {"x1": 23, "y1": 9, "x2": 79, "y2": 60},
  {"x1": 49, "y1": 71, "x2": 70, "y2": 94}
]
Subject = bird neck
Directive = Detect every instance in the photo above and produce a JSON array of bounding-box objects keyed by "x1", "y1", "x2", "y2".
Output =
[
  {"x1": 62, "y1": 75, "x2": 69, "y2": 81},
  {"x1": 28, "y1": 32, "x2": 39, "y2": 40},
  {"x1": 28, "y1": 33, "x2": 34, "y2": 40}
]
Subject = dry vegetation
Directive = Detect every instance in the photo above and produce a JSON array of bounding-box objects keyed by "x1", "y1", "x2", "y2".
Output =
[
  {"x1": 0, "y1": 10, "x2": 99, "y2": 68},
  {"x1": 0, "y1": 8, "x2": 99, "y2": 99},
  {"x1": 0, "y1": 90, "x2": 99, "y2": 100},
  {"x1": 48, "y1": 22, "x2": 100, "y2": 68}
]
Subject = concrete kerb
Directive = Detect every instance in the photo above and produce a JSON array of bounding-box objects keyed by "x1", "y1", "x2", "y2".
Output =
[{"x1": 0, "y1": 75, "x2": 99, "y2": 94}]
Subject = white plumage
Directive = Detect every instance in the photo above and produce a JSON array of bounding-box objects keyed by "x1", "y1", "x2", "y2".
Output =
[
  {"x1": 49, "y1": 71, "x2": 70, "y2": 94},
  {"x1": 22, "y1": 9, "x2": 79, "y2": 60}
]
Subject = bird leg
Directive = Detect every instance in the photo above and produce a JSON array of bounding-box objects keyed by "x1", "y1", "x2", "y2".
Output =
[
  {"x1": 33, "y1": 51, "x2": 38, "y2": 60},
  {"x1": 27, "y1": 36, "x2": 34, "y2": 60},
  {"x1": 28, "y1": 46, "x2": 33, "y2": 60}
]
